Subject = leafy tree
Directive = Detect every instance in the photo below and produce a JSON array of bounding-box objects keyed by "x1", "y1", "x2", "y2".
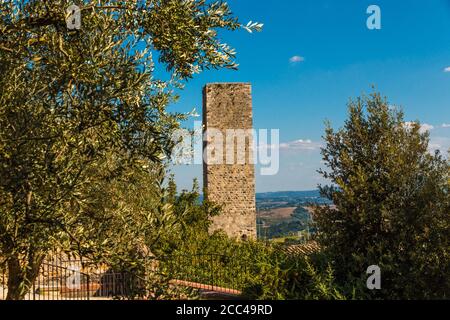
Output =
[
  {"x1": 153, "y1": 176, "x2": 221, "y2": 254},
  {"x1": 159, "y1": 193, "x2": 346, "y2": 300},
  {"x1": 315, "y1": 92, "x2": 450, "y2": 299},
  {"x1": 0, "y1": 0, "x2": 261, "y2": 299}
]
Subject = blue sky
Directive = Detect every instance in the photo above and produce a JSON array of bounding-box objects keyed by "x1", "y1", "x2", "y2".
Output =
[{"x1": 168, "y1": 0, "x2": 450, "y2": 193}]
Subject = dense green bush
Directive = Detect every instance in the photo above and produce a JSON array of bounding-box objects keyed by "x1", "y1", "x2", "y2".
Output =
[
  {"x1": 162, "y1": 227, "x2": 346, "y2": 300},
  {"x1": 154, "y1": 180, "x2": 347, "y2": 300},
  {"x1": 242, "y1": 250, "x2": 346, "y2": 300},
  {"x1": 315, "y1": 92, "x2": 450, "y2": 299}
]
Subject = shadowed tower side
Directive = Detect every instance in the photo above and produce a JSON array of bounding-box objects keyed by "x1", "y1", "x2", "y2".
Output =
[{"x1": 203, "y1": 83, "x2": 257, "y2": 239}]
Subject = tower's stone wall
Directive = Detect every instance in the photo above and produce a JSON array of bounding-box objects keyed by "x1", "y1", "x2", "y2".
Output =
[{"x1": 203, "y1": 83, "x2": 256, "y2": 239}]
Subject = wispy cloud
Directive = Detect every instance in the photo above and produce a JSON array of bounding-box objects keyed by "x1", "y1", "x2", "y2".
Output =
[
  {"x1": 289, "y1": 55, "x2": 305, "y2": 64},
  {"x1": 280, "y1": 139, "x2": 321, "y2": 151},
  {"x1": 428, "y1": 136, "x2": 450, "y2": 154},
  {"x1": 404, "y1": 122, "x2": 434, "y2": 133},
  {"x1": 442, "y1": 123, "x2": 450, "y2": 128},
  {"x1": 420, "y1": 123, "x2": 435, "y2": 133},
  {"x1": 444, "y1": 66, "x2": 450, "y2": 73},
  {"x1": 258, "y1": 139, "x2": 321, "y2": 152}
]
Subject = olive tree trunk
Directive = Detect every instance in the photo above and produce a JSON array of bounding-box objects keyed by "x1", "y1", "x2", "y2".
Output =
[{"x1": 6, "y1": 254, "x2": 44, "y2": 300}]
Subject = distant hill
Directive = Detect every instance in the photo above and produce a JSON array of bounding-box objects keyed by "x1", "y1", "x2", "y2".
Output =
[
  {"x1": 255, "y1": 190, "x2": 332, "y2": 214},
  {"x1": 196, "y1": 190, "x2": 332, "y2": 240},
  {"x1": 198, "y1": 190, "x2": 331, "y2": 205},
  {"x1": 255, "y1": 190, "x2": 330, "y2": 240},
  {"x1": 256, "y1": 190, "x2": 322, "y2": 200}
]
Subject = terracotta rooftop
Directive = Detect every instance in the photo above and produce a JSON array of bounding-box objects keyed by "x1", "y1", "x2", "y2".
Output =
[{"x1": 281, "y1": 241, "x2": 321, "y2": 256}]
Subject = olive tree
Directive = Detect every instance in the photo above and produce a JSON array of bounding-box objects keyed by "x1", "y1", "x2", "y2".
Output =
[
  {"x1": 315, "y1": 92, "x2": 450, "y2": 299},
  {"x1": 0, "y1": 0, "x2": 261, "y2": 299}
]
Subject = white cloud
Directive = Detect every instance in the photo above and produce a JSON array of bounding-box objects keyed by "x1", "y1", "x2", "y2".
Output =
[
  {"x1": 404, "y1": 122, "x2": 434, "y2": 133},
  {"x1": 428, "y1": 136, "x2": 450, "y2": 154},
  {"x1": 258, "y1": 139, "x2": 321, "y2": 152},
  {"x1": 420, "y1": 123, "x2": 435, "y2": 133},
  {"x1": 280, "y1": 139, "x2": 321, "y2": 151},
  {"x1": 289, "y1": 55, "x2": 305, "y2": 64},
  {"x1": 442, "y1": 123, "x2": 450, "y2": 128},
  {"x1": 428, "y1": 142, "x2": 442, "y2": 152},
  {"x1": 444, "y1": 67, "x2": 450, "y2": 73}
]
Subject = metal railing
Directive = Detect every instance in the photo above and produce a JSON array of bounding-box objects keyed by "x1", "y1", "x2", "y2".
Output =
[
  {"x1": 160, "y1": 253, "x2": 248, "y2": 294},
  {"x1": 1, "y1": 258, "x2": 92, "y2": 300},
  {"x1": 1, "y1": 253, "x2": 246, "y2": 300}
]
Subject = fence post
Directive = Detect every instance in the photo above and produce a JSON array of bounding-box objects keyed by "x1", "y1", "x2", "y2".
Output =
[{"x1": 87, "y1": 274, "x2": 90, "y2": 300}]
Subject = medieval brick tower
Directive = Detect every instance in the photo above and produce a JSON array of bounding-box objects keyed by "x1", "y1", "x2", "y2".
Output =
[{"x1": 203, "y1": 83, "x2": 257, "y2": 239}]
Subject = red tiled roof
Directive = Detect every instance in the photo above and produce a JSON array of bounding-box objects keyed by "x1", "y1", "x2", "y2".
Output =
[{"x1": 281, "y1": 241, "x2": 321, "y2": 256}]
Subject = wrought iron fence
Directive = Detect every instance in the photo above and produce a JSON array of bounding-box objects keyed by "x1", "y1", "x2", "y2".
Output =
[
  {"x1": 1, "y1": 258, "x2": 92, "y2": 300},
  {"x1": 0, "y1": 257, "x2": 141, "y2": 300},
  {"x1": 1, "y1": 253, "x2": 246, "y2": 300},
  {"x1": 160, "y1": 253, "x2": 248, "y2": 295}
]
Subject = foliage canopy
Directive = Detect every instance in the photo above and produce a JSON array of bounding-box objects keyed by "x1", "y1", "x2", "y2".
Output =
[
  {"x1": 0, "y1": 0, "x2": 261, "y2": 299},
  {"x1": 315, "y1": 92, "x2": 450, "y2": 299}
]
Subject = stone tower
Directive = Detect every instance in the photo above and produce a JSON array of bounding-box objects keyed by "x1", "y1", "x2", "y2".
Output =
[{"x1": 202, "y1": 83, "x2": 257, "y2": 239}]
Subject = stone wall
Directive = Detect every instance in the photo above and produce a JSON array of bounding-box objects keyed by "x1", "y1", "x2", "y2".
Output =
[{"x1": 203, "y1": 83, "x2": 257, "y2": 239}]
